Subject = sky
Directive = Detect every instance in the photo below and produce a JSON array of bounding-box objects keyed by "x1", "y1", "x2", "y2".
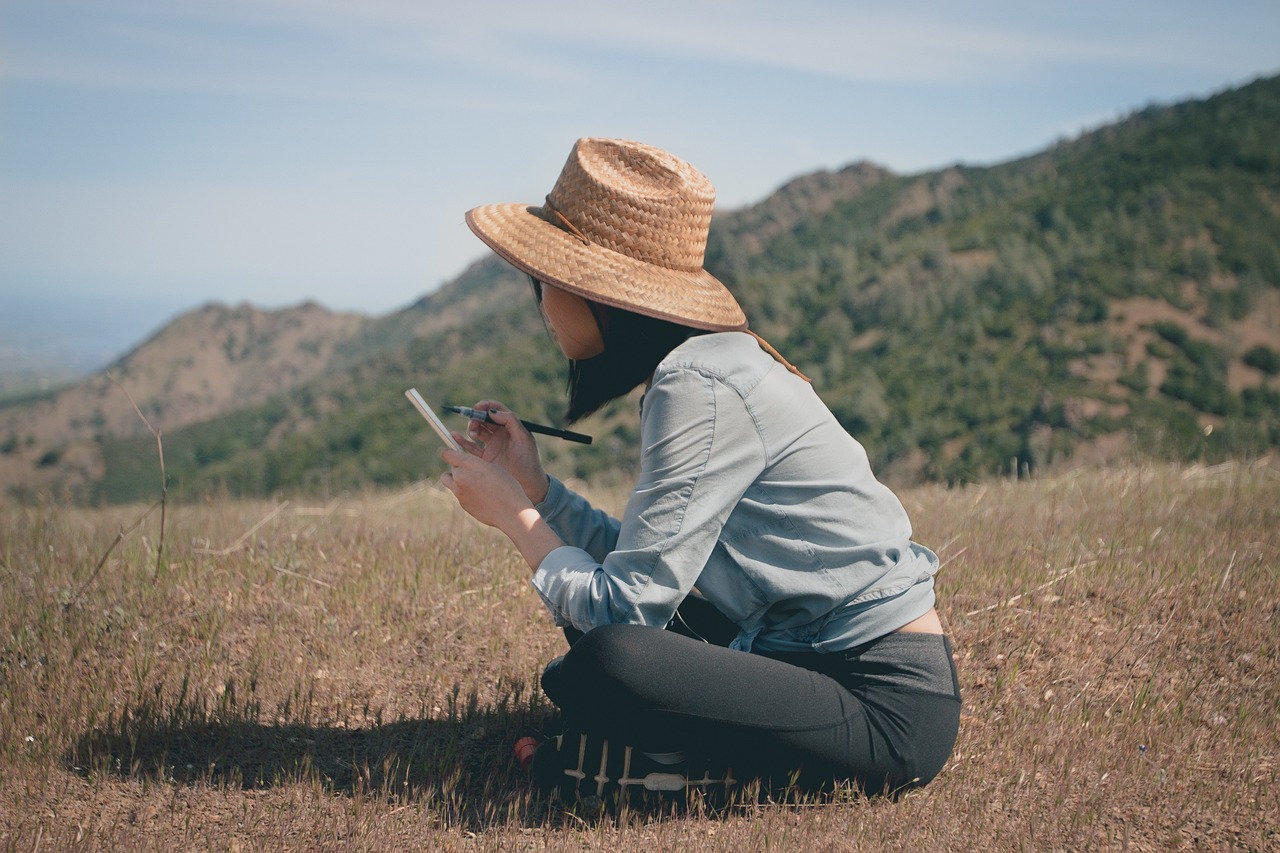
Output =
[{"x1": 1, "y1": 0, "x2": 1279, "y2": 373}]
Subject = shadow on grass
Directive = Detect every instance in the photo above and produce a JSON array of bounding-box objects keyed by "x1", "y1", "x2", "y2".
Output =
[
  {"x1": 65, "y1": 676, "x2": 563, "y2": 828},
  {"x1": 65, "y1": 675, "x2": 852, "y2": 827}
]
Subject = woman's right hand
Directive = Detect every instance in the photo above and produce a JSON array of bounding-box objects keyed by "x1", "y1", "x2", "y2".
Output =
[{"x1": 454, "y1": 400, "x2": 549, "y2": 504}]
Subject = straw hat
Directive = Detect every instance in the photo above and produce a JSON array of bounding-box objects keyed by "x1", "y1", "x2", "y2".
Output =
[{"x1": 465, "y1": 138, "x2": 748, "y2": 331}]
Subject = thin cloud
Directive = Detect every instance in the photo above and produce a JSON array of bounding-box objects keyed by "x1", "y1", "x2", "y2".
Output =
[{"x1": 8, "y1": 0, "x2": 1273, "y2": 98}]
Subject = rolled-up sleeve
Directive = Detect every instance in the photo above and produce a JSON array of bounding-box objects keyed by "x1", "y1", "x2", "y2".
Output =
[
  {"x1": 535, "y1": 475, "x2": 621, "y2": 562},
  {"x1": 530, "y1": 365, "x2": 766, "y2": 633}
]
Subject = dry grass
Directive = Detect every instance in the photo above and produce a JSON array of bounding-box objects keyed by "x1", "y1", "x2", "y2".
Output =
[{"x1": 2, "y1": 462, "x2": 1278, "y2": 850}]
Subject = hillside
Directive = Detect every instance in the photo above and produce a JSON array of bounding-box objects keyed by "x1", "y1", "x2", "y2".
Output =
[
  {"x1": 5, "y1": 74, "x2": 1280, "y2": 503},
  {"x1": 0, "y1": 302, "x2": 368, "y2": 499},
  {"x1": 711, "y1": 73, "x2": 1280, "y2": 481}
]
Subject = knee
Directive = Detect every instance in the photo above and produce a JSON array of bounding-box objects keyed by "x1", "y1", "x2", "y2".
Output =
[
  {"x1": 540, "y1": 655, "x2": 566, "y2": 704},
  {"x1": 563, "y1": 623, "x2": 651, "y2": 682},
  {"x1": 560, "y1": 623, "x2": 682, "y2": 704},
  {"x1": 548, "y1": 624, "x2": 667, "y2": 720}
]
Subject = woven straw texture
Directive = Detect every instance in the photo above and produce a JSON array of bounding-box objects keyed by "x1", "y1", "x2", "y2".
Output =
[{"x1": 466, "y1": 138, "x2": 747, "y2": 331}]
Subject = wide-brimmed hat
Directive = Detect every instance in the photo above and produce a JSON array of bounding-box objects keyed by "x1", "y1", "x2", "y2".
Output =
[{"x1": 465, "y1": 138, "x2": 748, "y2": 331}]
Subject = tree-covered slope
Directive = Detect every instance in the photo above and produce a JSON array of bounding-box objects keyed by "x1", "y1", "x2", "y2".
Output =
[
  {"x1": 710, "y1": 74, "x2": 1280, "y2": 481},
  {"x1": 43, "y1": 74, "x2": 1280, "y2": 502}
]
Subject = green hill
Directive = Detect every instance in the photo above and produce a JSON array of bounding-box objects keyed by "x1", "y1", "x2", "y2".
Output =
[
  {"x1": 711, "y1": 74, "x2": 1280, "y2": 481},
  {"x1": 74, "y1": 74, "x2": 1280, "y2": 501}
]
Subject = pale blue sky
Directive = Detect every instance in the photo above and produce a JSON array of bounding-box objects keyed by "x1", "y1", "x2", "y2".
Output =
[{"x1": 2, "y1": 0, "x2": 1278, "y2": 371}]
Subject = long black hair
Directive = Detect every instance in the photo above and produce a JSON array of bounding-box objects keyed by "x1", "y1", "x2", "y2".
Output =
[{"x1": 531, "y1": 277, "x2": 705, "y2": 424}]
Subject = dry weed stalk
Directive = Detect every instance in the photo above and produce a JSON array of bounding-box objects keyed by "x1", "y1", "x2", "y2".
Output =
[
  {"x1": 271, "y1": 564, "x2": 333, "y2": 588},
  {"x1": 963, "y1": 558, "x2": 1097, "y2": 617},
  {"x1": 194, "y1": 500, "x2": 291, "y2": 555},
  {"x1": 67, "y1": 372, "x2": 169, "y2": 604},
  {"x1": 67, "y1": 499, "x2": 162, "y2": 607}
]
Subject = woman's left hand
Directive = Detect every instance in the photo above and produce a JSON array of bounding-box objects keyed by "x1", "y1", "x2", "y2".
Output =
[
  {"x1": 440, "y1": 446, "x2": 532, "y2": 530},
  {"x1": 439, "y1": 445, "x2": 567, "y2": 571}
]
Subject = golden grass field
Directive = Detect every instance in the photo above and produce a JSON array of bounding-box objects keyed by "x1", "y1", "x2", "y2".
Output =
[{"x1": 2, "y1": 461, "x2": 1277, "y2": 850}]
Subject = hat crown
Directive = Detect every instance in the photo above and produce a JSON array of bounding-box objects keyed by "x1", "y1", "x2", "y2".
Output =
[{"x1": 545, "y1": 138, "x2": 715, "y2": 273}]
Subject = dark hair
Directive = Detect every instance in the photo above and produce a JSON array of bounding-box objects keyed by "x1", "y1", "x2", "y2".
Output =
[{"x1": 531, "y1": 278, "x2": 704, "y2": 424}]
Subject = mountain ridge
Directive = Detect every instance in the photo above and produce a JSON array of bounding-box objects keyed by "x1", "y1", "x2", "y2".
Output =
[{"x1": 5, "y1": 74, "x2": 1279, "y2": 502}]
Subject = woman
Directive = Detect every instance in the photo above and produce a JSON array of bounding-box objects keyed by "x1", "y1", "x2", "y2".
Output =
[{"x1": 440, "y1": 138, "x2": 960, "y2": 806}]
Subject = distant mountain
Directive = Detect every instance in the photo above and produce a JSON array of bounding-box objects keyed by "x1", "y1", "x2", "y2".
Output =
[
  {"x1": 0, "y1": 301, "x2": 368, "y2": 499},
  {"x1": 4, "y1": 74, "x2": 1279, "y2": 503}
]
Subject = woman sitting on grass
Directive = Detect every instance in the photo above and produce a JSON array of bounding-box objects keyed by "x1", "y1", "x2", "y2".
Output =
[{"x1": 439, "y1": 137, "x2": 960, "y2": 808}]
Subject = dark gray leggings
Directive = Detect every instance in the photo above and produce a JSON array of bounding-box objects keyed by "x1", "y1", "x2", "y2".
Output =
[{"x1": 542, "y1": 603, "x2": 961, "y2": 794}]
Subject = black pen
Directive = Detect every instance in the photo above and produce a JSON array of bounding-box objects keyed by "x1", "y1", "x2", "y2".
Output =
[{"x1": 444, "y1": 405, "x2": 593, "y2": 445}]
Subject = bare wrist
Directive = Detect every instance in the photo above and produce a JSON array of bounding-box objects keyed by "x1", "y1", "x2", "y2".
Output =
[
  {"x1": 526, "y1": 474, "x2": 550, "y2": 505},
  {"x1": 508, "y1": 506, "x2": 563, "y2": 571}
]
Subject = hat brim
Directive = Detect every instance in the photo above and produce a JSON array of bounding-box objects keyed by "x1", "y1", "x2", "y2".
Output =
[{"x1": 465, "y1": 203, "x2": 748, "y2": 332}]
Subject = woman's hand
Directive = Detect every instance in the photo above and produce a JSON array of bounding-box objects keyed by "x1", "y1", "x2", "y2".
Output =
[
  {"x1": 454, "y1": 400, "x2": 549, "y2": 503},
  {"x1": 440, "y1": 444, "x2": 564, "y2": 570},
  {"x1": 439, "y1": 446, "x2": 533, "y2": 530}
]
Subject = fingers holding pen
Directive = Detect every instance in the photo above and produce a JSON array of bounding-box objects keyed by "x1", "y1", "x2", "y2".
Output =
[
  {"x1": 442, "y1": 400, "x2": 546, "y2": 503},
  {"x1": 458, "y1": 399, "x2": 514, "y2": 443},
  {"x1": 474, "y1": 399, "x2": 526, "y2": 429}
]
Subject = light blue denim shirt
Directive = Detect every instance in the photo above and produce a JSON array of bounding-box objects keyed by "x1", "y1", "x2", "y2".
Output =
[{"x1": 531, "y1": 331, "x2": 939, "y2": 654}]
